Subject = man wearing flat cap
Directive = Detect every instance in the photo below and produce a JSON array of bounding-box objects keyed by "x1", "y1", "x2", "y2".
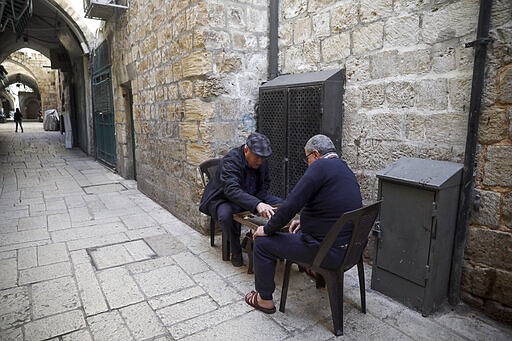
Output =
[{"x1": 199, "y1": 132, "x2": 282, "y2": 267}]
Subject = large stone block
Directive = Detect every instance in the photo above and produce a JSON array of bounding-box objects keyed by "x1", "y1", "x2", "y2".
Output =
[
  {"x1": 483, "y1": 145, "x2": 512, "y2": 187},
  {"x1": 498, "y1": 66, "x2": 512, "y2": 104},
  {"x1": 422, "y1": 1, "x2": 478, "y2": 44},
  {"x1": 353, "y1": 21, "x2": 384, "y2": 55},
  {"x1": 385, "y1": 81, "x2": 415, "y2": 108},
  {"x1": 187, "y1": 143, "x2": 213, "y2": 165},
  {"x1": 294, "y1": 17, "x2": 312, "y2": 43},
  {"x1": 312, "y1": 12, "x2": 330, "y2": 38},
  {"x1": 449, "y1": 77, "x2": 472, "y2": 111},
  {"x1": 321, "y1": 32, "x2": 351, "y2": 62},
  {"x1": 478, "y1": 107, "x2": 509, "y2": 144},
  {"x1": 471, "y1": 189, "x2": 501, "y2": 227},
  {"x1": 331, "y1": 1, "x2": 359, "y2": 32},
  {"x1": 182, "y1": 52, "x2": 212, "y2": 78},
  {"x1": 416, "y1": 79, "x2": 448, "y2": 110},
  {"x1": 384, "y1": 15, "x2": 420, "y2": 47},
  {"x1": 424, "y1": 112, "x2": 467, "y2": 145},
  {"x1": 346, "y1": 56, "x2": 371, "y2": 82},
  {"x1": 466, "y1": 226, "x2": 512, "y2": 271},
  {"x1": 360, "y1": 0, "x2": 393, "y2": 24},
  {"x1": 184, "y1": 99, "x2": 214, "y2": 121},
  {"x1": 361, "y1": 83, "x2": 385, "y2": 108},
  {"x1": 462, "y1": 263, "x2": 512, "y2": 307}
]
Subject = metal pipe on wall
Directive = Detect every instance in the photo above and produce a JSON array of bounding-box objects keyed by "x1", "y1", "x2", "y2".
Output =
[
  {"x1": 268, "y1": 0, "x2": 279, "y2": 80},
  {"x1": 449, "y1": 0, "x2": 493, "y2": 305}
]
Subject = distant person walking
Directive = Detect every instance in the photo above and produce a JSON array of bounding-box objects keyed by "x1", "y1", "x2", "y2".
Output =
[{"x1": 14, "y1": 108, "x2": 23, "y2": 133}]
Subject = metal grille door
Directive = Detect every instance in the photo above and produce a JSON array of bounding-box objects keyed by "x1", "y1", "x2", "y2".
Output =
[
  {"x1": 259, "y1": 89, "x2": 287, "y2": 197},
  {"x1": 258, "y1": 70, "x2": 343, "y2": 199},
  {"x1": 287, "y1": 86, "x2": 321, "y2": 193},
  {"x1": 92, "y1": 41, "x2": 116, "y2": 168}
]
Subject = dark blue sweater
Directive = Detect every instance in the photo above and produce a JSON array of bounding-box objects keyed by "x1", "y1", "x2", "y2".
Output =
[{"x1": 263, "y1": 157, "x2": 362, "y2": 244}]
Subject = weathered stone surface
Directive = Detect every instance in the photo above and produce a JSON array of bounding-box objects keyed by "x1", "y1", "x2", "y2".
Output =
[
  {"x1": 331, "y1": 1, "x2": 358, "y2": 32},
  {"x1": 97, "y1": 267, "x2": 144, "y2": 309},
  {"x1": 32, "y1": 276, "x2": 80, "y2": 319},
  {"x1": 312, "y1": 11, "x2": 330, "y2": 38},
  {"x1": 133, "y1": 265, "x2": 195, "y2": 298},
  {"x1": 17, "y1": 247, "x2": 36, "y2": 269},
  {"x1": 24, "y1": 310, "x2": 85, "y2": 341},
  {"x1": 37, "y1": 242, "x2": 69, "y2": 265},
  {"x1": 0, "y1": 287, "x2": 30, "y2": 330},
  {"x1": 294, "y1": 16, "x2": 311, "y2": 43},
  {"x1": 462, "y1": 263, "x2": 512, "y2": 306},
  {"x1": 416, "y1": 79, "x2": 448, "y2": 110},
  {"x1": 353, "y1": 21, "x2": 384, "y2": 55},
  {"x1": 503, "y1": 191, "x2": 512, "y2": 229},
  {"x1": 182, "y1": 52, "x2": 212, "y2": 78},
  {"x1": 466, "y1": 226, "x2": 512, "y2": 271},
  {"x1": 422, "y1": 1, "x2": 479, "y2": 44},
  {"x1": 87, "y1": 311, "x2": 133, "y2": 341},
  {"x1": 120, "y1": 302, "x2": 166, "y2": 340},
  {"x1": 282, "y1": 0, "x2": 307, "y2": 19},
  {"x1": 483, "y1": 145, "x2": 512, "y2": 187},
  {"x1": 385, "y1": 81, "x2": 415, "y2": 108},
  {"x1": 321, "y1": 32, "x2": 351, "y2": 62},
  {"x1": 156, "y1": 295, "x2": 217, "y2": 326},
  {"x1": 18, "y1": 261, "x2": 71, "y2": 285},
  {"x1": 478, "y1": 107, "x2": 509, "y2": 144},
  {"x1": 384, "y1": 15, "x2": 419, "y2": 47},
  {"x1": 184, "y1": 99, "x2": 214, "y2": 121},
  {"x1": 74, "y1": 262, "x2": 108, "y2": 316},
  {"x1": 498, "y1": 67, "x2": 512, "y2": 104},
  {"x1": 471, "y1": 189, "x2": 502, "y2": 228},
  {"x1": 360, "y1": 0, "x2": 393, "y2": 24}
]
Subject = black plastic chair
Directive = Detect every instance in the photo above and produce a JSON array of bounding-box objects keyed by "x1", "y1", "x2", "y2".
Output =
[
  {"x1": 199, "y1": 158, "x2": 222, "y2": 249},
  {"x1": 279, "y1": 201, "x2": 382, "y2": 336}
]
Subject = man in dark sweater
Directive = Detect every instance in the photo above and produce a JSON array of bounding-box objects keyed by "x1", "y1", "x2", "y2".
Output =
[
  {"x1": 199, "y1": 132, "x2": 282, "y2": 267},
  {"x1": 244, "y1": 134, "x2": 362, "y2": 313}
]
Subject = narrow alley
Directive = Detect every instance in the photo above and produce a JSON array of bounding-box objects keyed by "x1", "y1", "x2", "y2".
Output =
[{"x1": 1, "y1": 122, "x2": 511, "y2": 340}]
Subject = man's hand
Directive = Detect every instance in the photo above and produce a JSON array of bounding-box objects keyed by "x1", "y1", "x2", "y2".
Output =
[
  {"x1": 289, "y1": 219, "x2": 301, "y2": 233},
  {"x1": 253, "y1": 225, "x2": 268, "y2": 239},
  {"x1": 256, "y1": 202, "x2": 275, "y2": 219}
]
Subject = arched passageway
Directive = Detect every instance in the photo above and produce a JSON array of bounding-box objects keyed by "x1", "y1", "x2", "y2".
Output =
[{"x1": 0, "y1": 0, "x2": 96, "y2": 153}]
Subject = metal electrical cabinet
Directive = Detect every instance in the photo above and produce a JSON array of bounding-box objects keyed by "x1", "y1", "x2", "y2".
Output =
[
  {"x1": 258, "y1": 69, "x2": 344, "y2": 198},
  {"x1": 371, "y1": 157, "x2": 463, "y2": 316}
]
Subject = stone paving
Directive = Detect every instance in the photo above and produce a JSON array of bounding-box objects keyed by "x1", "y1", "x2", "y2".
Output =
[{"x1": 1, "y1": 122, "x2": 511, "y2": 341}]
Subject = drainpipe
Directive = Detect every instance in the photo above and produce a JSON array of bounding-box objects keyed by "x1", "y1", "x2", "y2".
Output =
[
  {"x1": 449, "y1": 0, "x2": 493, "y2": 305},
  {"x1": 268, "y1": 0, "x2": 279, "y2": 80}
]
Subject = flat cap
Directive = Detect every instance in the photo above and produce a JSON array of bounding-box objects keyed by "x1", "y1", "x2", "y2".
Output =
[{"x1": 246, "y1": 132, "x2": 272, "y2": 157}]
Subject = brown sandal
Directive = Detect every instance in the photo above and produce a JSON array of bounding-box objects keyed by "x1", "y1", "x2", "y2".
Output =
[{"x1": 244, "y1": 291, "x2": 276, "y2": 314}]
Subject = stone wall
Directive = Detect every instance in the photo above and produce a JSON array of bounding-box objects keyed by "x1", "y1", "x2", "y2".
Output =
[
  {"x1": 102, "y1": 0, "x2": 511, "y2": 323},
  {"x1": 462, "y1": 0, "x2": 512, "y2": 322},
  {"x1": 107, "y1": 0, "x2": 269, "y2": 228},
  {"x1": 277, "y1": 0, "x2": 511, "y2": 323}
]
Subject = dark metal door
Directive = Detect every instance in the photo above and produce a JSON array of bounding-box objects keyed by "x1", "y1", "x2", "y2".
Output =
[
  {"x1": 258, "y1": 86, "x2": 322, "y2": 198},
  {"x1": 92, "y1": 41, "x2": 116, "y2": 168},
  {"x1": 375, "y1": 182, "x2": 435, "y2": 287}
]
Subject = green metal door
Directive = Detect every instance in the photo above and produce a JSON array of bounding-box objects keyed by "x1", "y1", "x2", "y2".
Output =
[{"x1": 92, "y1": 41, "x2": 116, "y2": 168}]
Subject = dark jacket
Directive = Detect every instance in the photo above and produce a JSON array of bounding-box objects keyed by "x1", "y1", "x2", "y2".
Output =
[
  {"x1": 14, "y1": 109, "x2": 22, "y2": 121},
  {"x1": 263, "y1": 157, "x2": 362, "y2": 244},
  {"x1": 199, "y1": 145, "x2": 272, "y2": 216}
]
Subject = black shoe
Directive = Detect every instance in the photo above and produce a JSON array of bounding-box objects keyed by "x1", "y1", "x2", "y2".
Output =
[{"x1": 231, "y1": 253, "x2": 243, "y2": 267}]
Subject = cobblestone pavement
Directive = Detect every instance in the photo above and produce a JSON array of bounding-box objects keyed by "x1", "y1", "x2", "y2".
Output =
[{"x1": 1, "y1": 122, "x2": 511, "y2": 341}]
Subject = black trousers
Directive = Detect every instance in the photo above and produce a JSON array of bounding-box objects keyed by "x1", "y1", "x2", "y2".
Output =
[{"x1": 15, "y1": 120, "x2": 23, "y2": 132}]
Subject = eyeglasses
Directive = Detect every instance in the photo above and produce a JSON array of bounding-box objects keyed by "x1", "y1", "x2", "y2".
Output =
[{"x1": 303, "y1": 151, "x2": 314, "y2": 165}]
